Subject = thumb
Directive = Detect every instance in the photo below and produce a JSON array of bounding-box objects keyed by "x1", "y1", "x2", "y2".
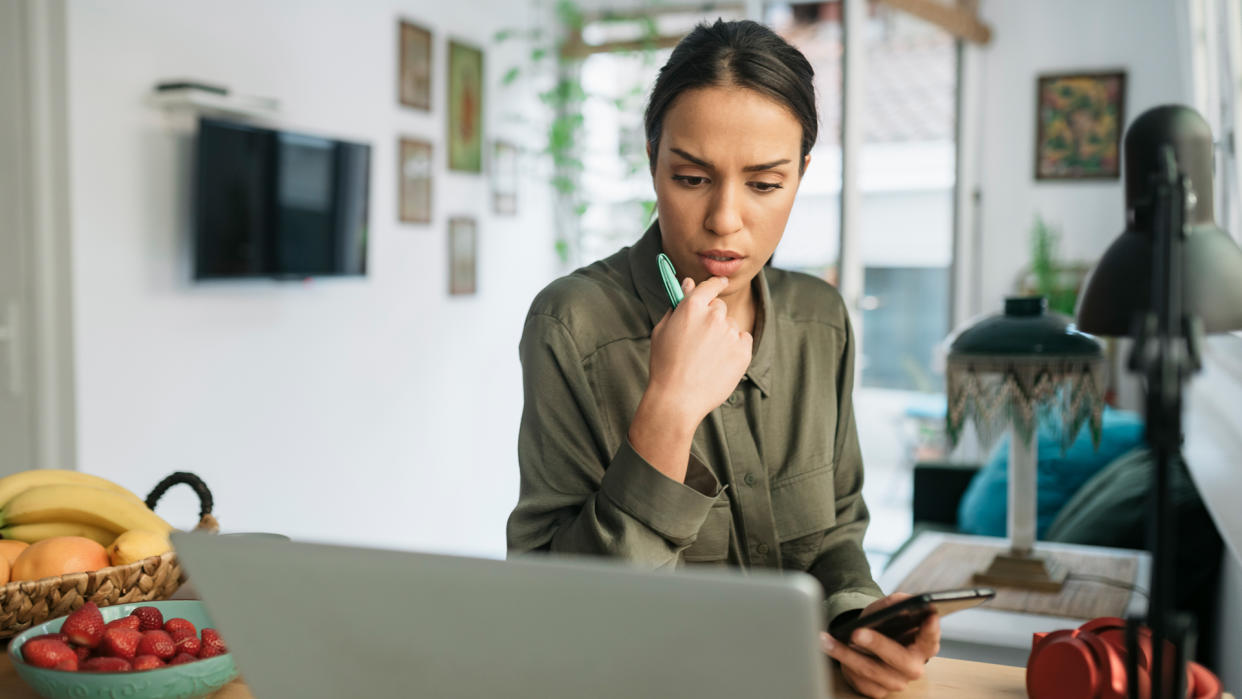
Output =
[{"x1": 682, "y1": 277, "x2": 695, "y2": 294}]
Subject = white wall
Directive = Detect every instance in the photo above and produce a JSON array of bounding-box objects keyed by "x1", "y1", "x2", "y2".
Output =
[
  {"x1": 971, "y1": 0, "x2": 1189, "y2": 312},
  {"x1": 64, "y1": 0, "x2": 557, "y2": 558}
]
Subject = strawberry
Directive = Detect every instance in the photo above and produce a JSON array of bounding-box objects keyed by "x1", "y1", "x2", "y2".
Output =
[
  {"x1": 200, "y1": 628, "x2": 227, "y2": 656},
  {"x1": 137, "y1": 630, "x2": 176, "y2": 660},
  {"x1": 132, "y1": 654, "x2": 165, "y2": 671},
  {"x1": 74, "y1": 645, "x2": 92, "y2": 662},
  {"x1": 21, "y1": 638, "x2": 79, "y2": 671},
  {"x1": 163, "y1": 618, "x2": 197, "y2": 637},
  {"x1": 172, "y1": 630, "x2": 200, "y2": 656},
  {"x1": 62, "y1": 601, "x2": 105, "y2": 648},
  {"x1": 105, "y1": 616, "x2": 141, "y2": 632},
  {"x1": 130, "y1": 606, "x2": 163, "y2": 632},
  {"x1": 100, "y1": 626, "x2": 143, "y2": 660},
  {"x1": 168, "y1": 652, "x2": 199, "y2": 666},
  {"x1": 82, "y1": 656, "x2": 132, "y2": 673},
  {"x1": 28, "y1": 633, "x2": 70, "y2": 644}
]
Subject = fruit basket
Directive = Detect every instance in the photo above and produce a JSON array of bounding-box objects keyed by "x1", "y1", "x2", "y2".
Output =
[{"x1": 0, "y1": 472, "x2": 218, "y2": 640}]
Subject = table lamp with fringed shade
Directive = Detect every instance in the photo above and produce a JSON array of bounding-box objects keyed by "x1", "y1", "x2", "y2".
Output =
[{"x1": 945, "y1": 296, "x2": 1106, "y2": 592}]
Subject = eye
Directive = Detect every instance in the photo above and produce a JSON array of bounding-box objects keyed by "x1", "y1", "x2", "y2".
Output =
[
  {"x1": 672, "y1": 175, "x2": 707, "y2": 187},
  {"x1": 750, "y1": 181, "x2": 784, "y2": 193}
]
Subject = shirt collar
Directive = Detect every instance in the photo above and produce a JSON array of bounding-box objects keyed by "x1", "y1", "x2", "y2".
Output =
[{"x1": 627, "y1": 221, "x2": 775, "y2": 396}]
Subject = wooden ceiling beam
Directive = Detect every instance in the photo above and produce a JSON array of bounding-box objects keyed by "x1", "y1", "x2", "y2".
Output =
[{"x1": 876, "y1": 0, "x2": 992, "y2": 45}]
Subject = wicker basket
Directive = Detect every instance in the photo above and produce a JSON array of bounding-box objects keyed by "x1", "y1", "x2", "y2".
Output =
[{"x1": 0, "y1": 471, "x2": 217, "y2": 640}]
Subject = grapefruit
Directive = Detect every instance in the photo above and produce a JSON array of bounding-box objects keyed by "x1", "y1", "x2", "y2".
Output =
[{"x1": 10, "y1": 536, "x2": 110, "y2": 582}]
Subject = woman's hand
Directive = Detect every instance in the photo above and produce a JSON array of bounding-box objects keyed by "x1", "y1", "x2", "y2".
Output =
[
  {"x1": 628, "y1": 276, "x2": 752, "y2": 482},
  {"x1": 648, "y1": 276, "x2": 753, "y2": 419},
  {"x1": 820, "y1": 594, "x2": 942, "y2": 698}
]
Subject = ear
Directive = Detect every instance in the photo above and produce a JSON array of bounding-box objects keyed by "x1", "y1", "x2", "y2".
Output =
[
  {"x1": 801, "y1": 153, "x2": 812, "y2": 176},
  {"x1": 647, "y1": 141, "x2": 656, "y2": 174}
]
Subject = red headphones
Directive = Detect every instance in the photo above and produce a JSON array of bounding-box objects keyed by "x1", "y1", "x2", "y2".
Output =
[{"x1": 1026, "y1": 617, "x2": 1222, "y2": 699}]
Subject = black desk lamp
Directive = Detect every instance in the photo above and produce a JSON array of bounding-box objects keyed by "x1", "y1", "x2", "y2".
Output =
[{"x1": 1075, "y1": 105, "x2": 1242, "y2": 698}]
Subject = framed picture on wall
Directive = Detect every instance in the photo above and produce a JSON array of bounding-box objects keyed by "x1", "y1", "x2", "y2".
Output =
[
  {"x1": 398, "y1": 20, "x2": 432, "y2": 110},
  {"x1": 398, "y1": 138, "x2": 433, "y2": 223},
  {"x1": 448, "y1": 39, "x2": 484, "y2": 173},
  {"x1": 1035, "y1": 71, "x2": 1126, "y2": 180},
  {"x1": 491, "y1": 140, "x2": 518, "y2": 215},
  {"x1": 448, "y1": 217, "x2": 477, "y2": 295}
]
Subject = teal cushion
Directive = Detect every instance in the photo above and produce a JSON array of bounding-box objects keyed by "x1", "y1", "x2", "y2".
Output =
[{"x1": 957, "y1": 407, "x2": 1145, "y2": 538}]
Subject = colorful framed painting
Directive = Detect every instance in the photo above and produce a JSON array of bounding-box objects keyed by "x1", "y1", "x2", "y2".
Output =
[
  {"x1": 448, "y1": 217, "x2": 477, "y2": 295},
  {"x1": 398, "y1": 138, "x2": 432, "y2": 224},
  {"x1": 1035, "y1": 71, "x2": 1125, "y2": 180},
  {"x1": 447, "y1": 39, "x2": 484, "y2": 173},
  {"x1": 398, "y1": 20, "x2": 432, "y2": 111},
  {"x1": 491, "y1": 140, "x2": 518, "y2": 215}
]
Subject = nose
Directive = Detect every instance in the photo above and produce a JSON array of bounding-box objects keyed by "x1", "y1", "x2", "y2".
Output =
[{"x1": 704, "y1": 182, "x2": 744, "y2": 236}]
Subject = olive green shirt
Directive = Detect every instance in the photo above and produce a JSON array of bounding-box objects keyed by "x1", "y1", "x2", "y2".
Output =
[{"x1": 507, "y1": 223, "x2": 883, "y2": 627}]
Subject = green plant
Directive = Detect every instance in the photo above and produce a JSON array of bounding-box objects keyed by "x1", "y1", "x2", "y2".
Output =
[
  {"x1": 1028, "y1": 214, "x2": 1080, "y2": 316},
  {"x1": 496, "y1": 0, "x2": 661, "y2": 265}
]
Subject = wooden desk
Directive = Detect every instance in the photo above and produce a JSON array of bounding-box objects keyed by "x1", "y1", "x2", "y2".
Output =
[{"x1": 0, "y1": 653, "x2": 1023, "y2": 699}]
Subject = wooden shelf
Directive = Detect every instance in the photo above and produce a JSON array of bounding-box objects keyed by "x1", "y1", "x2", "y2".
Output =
[{"x1": 147, "y1": 88, "x2": 279, "y2": 120}]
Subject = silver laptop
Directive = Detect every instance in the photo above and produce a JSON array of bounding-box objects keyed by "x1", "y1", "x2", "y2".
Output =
[{"x1": 171, "y1": 532, "x2": 832, "y2": 699}]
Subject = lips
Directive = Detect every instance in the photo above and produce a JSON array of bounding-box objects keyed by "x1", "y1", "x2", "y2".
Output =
[{"x1": 698, "y1": 249, "x2": 746, "y2": 277}]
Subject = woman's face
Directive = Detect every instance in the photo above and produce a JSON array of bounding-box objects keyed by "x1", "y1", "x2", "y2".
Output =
[{"x1": 651, "y1": 85, "x2": 808, "y2": 302}]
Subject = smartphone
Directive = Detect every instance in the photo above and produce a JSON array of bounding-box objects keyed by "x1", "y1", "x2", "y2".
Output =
[
  {"x1": 657, "y1": 253, "x2": 684, "y2": 309},
  {"x1": 828, "y1": 587, "x2": 995, "y2": 644}
]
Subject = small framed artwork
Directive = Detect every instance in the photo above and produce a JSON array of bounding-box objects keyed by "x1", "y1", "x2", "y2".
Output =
[
  {"x1": 399, "y1": 20, "x2": 432, "y2": 110},
  {"x1": 398, "y1": 138, "x2": 432, "y2": 223},
  {"x1": 448, "y1": 39, "x2": 484, "y2": 173},
  {"x1": 1035, "y1": 71, "x2": 1126, "y2": 180},
  {"x1": 448, "y1": 217, "x2": 477, "y2": 295},
  {"x1": 492, "y1": 140, "x2": 518, "y2": 215}
]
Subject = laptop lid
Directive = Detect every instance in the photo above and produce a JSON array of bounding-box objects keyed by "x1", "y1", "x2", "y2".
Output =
[{"x1": 171, "y1": 532, "x2": 832, "y2": 699}]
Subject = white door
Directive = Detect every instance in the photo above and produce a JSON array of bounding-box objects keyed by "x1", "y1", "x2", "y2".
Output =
[{"x1": 0, "y1": 0, "x2": 36, "y2": 476}]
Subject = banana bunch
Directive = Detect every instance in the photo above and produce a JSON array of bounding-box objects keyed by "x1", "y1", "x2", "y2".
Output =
[{"x1": 0, "y1": 469, "x2": 172, "y2": 546}]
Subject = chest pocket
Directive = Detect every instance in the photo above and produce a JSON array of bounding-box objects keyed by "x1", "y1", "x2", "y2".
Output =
[
  {"x1": 771, "y1": 462, "x2": 836, "y2": 571},
  {"x1": 681, "y1": 498, "x2": 732, "y2": 566}
]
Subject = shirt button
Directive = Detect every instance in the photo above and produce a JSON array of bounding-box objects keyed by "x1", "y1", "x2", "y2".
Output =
[
  {"x1": 727, "y1": 392, "x2": 742, "y2": 407},
  {"x1": 744, "y1": 472, "x2": 757, "y2": 486},
  {"x1": 756, "y1": 542, "x2": 770, "y2": 555}
]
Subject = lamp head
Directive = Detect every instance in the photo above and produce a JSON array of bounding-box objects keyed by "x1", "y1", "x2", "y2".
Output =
[{"x1": 1077, "y1": 105, "x2": 1242, "y2": 335}]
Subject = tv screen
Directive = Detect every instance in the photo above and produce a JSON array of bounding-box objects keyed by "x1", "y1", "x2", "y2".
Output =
[{"x1": 194, "y1": 118, "x2": 370, "y2": 279}]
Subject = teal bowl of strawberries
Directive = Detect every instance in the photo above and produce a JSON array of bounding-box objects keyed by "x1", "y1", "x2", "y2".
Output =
[{"x1": 7, "y1": 600, "x2": 237, "y2": 699}]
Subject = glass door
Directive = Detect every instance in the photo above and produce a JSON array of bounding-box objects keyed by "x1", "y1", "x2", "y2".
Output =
[{"x1": 762, "y1": 0, "x2": 959, "y2": 568}]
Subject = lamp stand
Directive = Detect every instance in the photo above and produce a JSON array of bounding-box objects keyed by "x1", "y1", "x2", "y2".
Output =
[
  {"x1": 973, "y1": 425, "x2": 1067, "y2": 592},
  {"x1": 1123, "y1": 145, "x2": 1200, "y2": 699}
]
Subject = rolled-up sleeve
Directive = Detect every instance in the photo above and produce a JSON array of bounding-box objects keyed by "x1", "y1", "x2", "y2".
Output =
[
  {"x1": 806, "y1": 315, "x2": 884, "y2": 626},
  {"x1": 506, "y1": 312, "x2": 721, "y2": 568}
]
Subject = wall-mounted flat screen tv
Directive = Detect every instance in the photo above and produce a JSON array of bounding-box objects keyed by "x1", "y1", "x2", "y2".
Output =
[{"x1": 194, "y1": 118, "x2": 370, "y2": 279}]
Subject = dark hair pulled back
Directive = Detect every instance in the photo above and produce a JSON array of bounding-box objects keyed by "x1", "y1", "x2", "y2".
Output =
[{"x1": 644, "y1": 19, "x2": 817, "y2": 174}]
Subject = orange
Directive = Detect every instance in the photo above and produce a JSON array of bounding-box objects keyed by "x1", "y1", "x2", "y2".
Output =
[
  {"x1": 10, "y1": 536, "x2": 110, "y2": 582},
  {"x1": 0, "y1": 555, "x2": 8, "y2": 585},
  {"x1": 0, "y1": 539, "x2": 29, "y2": 568}
]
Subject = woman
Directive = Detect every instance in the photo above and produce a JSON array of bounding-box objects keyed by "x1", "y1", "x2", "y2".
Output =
[{"x1": 506, "y1": 19, "x2": 940, "y2": 698}]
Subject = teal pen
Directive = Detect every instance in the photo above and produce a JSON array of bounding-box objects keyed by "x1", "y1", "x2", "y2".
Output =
[{"x1": 657, "y1": 253, "x2": 684, "y2": 309}]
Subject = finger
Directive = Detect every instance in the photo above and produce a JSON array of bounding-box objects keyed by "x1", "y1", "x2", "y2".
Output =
[
  {"x1": 844, "y1": 669, "x2": 891, "y2": 699},
  {"x1": 911, "y1": 613, "x2": 941, "y2": 661},
  {"x1": 822, "y1": 635, "x2": 907, "y2": 692},
  {"x1": 851, "y1": 629, "x2": 924, "y2": 681},
  {"x1": 682, "y1": 277, "x2": 695, "y2": 295},
  {"x1": 686, "y1": 276, "x2": 729, "y2": 305}
]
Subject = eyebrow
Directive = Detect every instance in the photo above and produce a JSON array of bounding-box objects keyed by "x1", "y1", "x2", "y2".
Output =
[{"x1": 669, "y1": 148, "x2": 792, "y2": 173}]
